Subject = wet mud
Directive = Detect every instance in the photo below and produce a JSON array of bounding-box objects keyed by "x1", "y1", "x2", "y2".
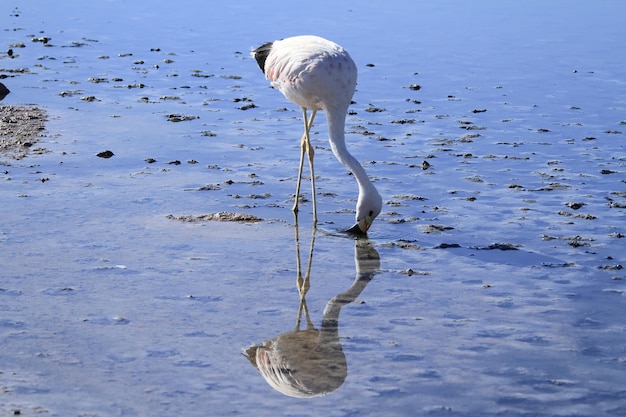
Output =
[
  {"x1": 0, "y1": 105, "x2": 47, "y2": 159},
  {"x1": 166, "y1": 212, "x2": 263, "y2": 223}
]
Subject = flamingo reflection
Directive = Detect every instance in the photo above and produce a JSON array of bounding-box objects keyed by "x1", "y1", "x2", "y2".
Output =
[{"x1": 244, "y1": 224, "x2": 380, "y2": 398}]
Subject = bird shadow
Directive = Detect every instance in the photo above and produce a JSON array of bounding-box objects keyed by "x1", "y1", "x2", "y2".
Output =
[{"x1": 243, "y1": 219, "x2": 380, "y2": 398}]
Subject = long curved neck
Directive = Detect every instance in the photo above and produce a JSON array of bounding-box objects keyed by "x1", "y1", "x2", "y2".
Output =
[{"x1": 325, "y1": 107, "x2": 377, "y2": 196}]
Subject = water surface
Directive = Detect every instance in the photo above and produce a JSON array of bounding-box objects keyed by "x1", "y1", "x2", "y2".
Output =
[{"x1": 1, "y1": 1, "x2": 625, "y2": 416}]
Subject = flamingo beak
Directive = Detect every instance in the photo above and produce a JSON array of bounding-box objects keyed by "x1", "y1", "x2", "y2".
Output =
[{"x1": 346, "y1": 218, "x2": 371, "y2": 236}]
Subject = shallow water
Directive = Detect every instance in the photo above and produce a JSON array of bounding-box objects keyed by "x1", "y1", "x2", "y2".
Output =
[{"x1": 1, "y1": 1, "x2": 625, "y2": 416}]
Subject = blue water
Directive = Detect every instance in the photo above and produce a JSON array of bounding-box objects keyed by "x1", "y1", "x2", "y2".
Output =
[{"x1": 1, "y1": 1, "x2": 625, "y2": 416}]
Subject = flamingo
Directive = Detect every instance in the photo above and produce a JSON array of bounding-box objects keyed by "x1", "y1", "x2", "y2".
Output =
[{"x1": 252, "y1": 35, "x2": 382, "y2": 235}]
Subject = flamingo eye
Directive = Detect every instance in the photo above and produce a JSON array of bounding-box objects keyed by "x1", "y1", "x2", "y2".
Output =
[{"x1": 368, "y1": 210, "x2": 374, "y2": 217}]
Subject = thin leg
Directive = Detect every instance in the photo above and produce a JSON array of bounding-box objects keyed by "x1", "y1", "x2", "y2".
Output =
[
  {"x1": 292, "y1": 108, "x2": 317, "y2": 220},
  {"x1": 292, "y1": 132, "x2": 306, "y2": 215},
  {"x1": 305, "y1": 110, "x2": 318, "y2": 226}
]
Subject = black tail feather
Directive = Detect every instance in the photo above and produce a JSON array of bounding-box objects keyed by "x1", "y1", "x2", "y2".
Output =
[{"x1": 252, "y1": 42, "x2": 273, "y2": 74}]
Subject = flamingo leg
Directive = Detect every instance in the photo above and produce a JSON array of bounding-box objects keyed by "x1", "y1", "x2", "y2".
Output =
[
  {"x1": 292, "y1": 129, "x2": 306, "y2": 215},
  {"x1": 305, "y1": 109, "x2": 318, "y2": 225},
  {"x1": 292, "y1": 108, "x2": 317, "y2": 225}
]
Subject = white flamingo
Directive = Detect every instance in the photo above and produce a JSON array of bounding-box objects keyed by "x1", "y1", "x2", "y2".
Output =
[{"x1": 252, "y1": 35, "x2": 382, "y2": 235}]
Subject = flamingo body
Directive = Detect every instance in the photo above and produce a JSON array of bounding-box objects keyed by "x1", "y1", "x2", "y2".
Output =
[
  {"x1": 254, "y1": 36, "x2": 356, "y2": 114},
  {"x1": 253, "y1": 35, "x2": 382, "y2": 234}
]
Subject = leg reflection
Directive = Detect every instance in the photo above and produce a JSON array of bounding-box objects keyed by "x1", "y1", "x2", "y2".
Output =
[
  {"x1": 244, "y1": 221, "x2": 380, "y2": 398},
  {"x1": 294, "y1": 213, "x2": 316, "y2": 331}
]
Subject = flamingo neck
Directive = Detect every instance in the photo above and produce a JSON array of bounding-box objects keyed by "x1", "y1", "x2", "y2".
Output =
[{"x1": 325, "y1": 108, "x2": 377, "y2": 198}]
